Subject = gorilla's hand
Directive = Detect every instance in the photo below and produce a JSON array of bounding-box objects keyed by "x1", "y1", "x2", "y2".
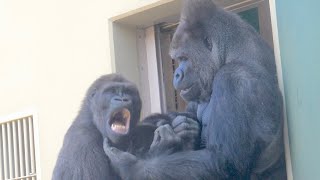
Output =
[
  {"x1": 172, "y1": 116, "x2": 201, "y2": 150},
  {"x1": 103, "y1": 138, "x2": 137, "y2": 176},
  {"x1": 149, "y1": 124, "x2": 182, "y2": 154}
]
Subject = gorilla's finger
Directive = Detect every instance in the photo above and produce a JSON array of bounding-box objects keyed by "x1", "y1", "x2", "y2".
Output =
[
  {"x1": 173, "y1": 122, "x2": 189, "y2": 133},
  {"x1": 103, "y1": 138, "x2": 123, "y2": 156},
  {"x1": 150, "y1": 129, "x2": 161, "y2": 148},
  {"x1": 176, "y1": 130, "x2": 199, "y2": 139},
  {"x1": 185, "y1": 117, "x2": 200, "y2": 126},
  {"x1": 171, "y1": 116, "x2": 187, "y2": 128},
  {"x1": 158, "y1": 124, "x2": 176, "y2": 139},
  {"x1": 156, "y1": 119, "x2": 168, "y2": 127},
  {"x1": 173, "y1": 120, "x2": 199, "y2": 133},
  {"x1": 103, "y1": 138, "x2": 111, "y2": 150},
  {"x1": 172, "y1": 116, "x2": 198, "y2": 128}
]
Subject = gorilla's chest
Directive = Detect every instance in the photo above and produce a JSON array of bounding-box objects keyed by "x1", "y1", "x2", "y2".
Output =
[{"x1": 197, "y1": 102, "x2": 210, "y2": 143}]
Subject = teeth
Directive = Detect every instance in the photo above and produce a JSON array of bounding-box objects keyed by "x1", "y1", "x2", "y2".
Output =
[
  {"x1": 111, "y1": 123, "x2": 127, "y2": 133},
  {"x1": 181, "y1": 86, "x2": 192, "y2": 93},
  {"x1": 110, "y1": 108, "x2": 130, "y2": 134},
  {"x1": 111, "y1": 123, "x2": 125, "y2": 129}
]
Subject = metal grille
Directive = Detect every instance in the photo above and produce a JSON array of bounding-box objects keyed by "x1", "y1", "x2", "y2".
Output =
[{"x1": 0, "y1": 115, "x2": 38, "y2": 180}]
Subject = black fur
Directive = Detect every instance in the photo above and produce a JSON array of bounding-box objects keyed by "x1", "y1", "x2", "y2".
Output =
[
  {"x1": 52, "y1": 74, "x2": 142, "y2": 180},
  {"x1": 103, "y1": 0, "x2": 286, "y2": 179}
]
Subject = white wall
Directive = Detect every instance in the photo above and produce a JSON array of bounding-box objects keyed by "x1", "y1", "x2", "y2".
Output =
[{"x1": 0, "y1": 0, "x2": 159, "y2": 179}]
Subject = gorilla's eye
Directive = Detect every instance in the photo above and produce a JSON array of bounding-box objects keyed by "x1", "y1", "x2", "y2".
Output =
[
  {"x1": 103, "y1": 87, "x2": 117, "y2": 94},
  {"x1": 89, "y1": 89, "x2": 97, "y2": 99}
]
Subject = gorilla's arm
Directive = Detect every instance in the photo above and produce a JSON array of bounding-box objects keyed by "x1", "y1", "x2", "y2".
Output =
[
  {"x1": 104, "y1": 64, "x2": 284, "y2": 179},
  {"x1": 53, "y1": 125, "x2": 118, "y2": 180},
  {"x1": 104, "y1": 141, "x2": 213, "y2": 180}
]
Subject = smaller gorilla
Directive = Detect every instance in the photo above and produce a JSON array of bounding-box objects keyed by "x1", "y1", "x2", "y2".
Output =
[
  {"x1": 52, "y1": 74, "x2": 200, "y2": 180},
  {"x1": 52, "y1": 74, "x2": 142, "y2": 180}
]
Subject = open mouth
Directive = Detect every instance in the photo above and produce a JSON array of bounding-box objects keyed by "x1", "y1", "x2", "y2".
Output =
[
  {"x1": 180, "y1": 85, "x2": 194, "y2": 96},
  {"x1": 109, "y1": 108, "x2": 131, "y2": 134}
]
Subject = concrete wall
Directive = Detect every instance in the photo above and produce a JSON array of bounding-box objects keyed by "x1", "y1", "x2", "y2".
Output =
[
  {"x1": 0, "y1": 0, "x2": 159, "y2": 179},
  {"x1": 275, "y1": 0, "x2": 320, "y2": 179}
]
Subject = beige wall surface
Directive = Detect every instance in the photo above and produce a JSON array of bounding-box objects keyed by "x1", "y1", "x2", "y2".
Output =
[{"x1": 0, "y1": 0, "x2": 161, "y2": 179}]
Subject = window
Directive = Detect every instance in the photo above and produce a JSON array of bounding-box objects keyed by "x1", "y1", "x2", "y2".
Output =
[{"x1": 0, "y1": 111, "x2": 41, "y2": 180}]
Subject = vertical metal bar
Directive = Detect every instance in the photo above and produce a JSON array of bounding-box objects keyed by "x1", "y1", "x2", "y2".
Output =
[
  {"x1": 28, "y1": 117, "x2": 36, "y2": 178},
  {"x1": 7, "y1": 122, "x2": 14, "y2": 178},
  {"x1": 13, "y1": 120, "x2": 21, "y2": 178},
  {"x1": 33, "y1": 113, "x2": 41, "y2": 180},
  {"x1": 2, "y1": 124, "x2": 9, "y2": 179},
  {"x1": 18, "y1": 119, "x2": 25, "y2": 176},
  {"x1": 23, "y1": 117, "x2": 31, "y2": 176},
  {"x1": 0, "y1": 125, "x2": 4, "y2": 180}
]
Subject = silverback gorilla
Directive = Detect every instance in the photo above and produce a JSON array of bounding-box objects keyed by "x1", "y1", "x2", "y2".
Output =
[
  {"x1": 52, "y1": 74, "x2": 200, "y2": 180},
  {"x1": 103, "y1": 0, "x2": 287, "y2": 179}
]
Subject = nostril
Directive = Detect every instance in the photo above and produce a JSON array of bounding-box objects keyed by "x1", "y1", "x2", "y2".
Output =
[
  {"x1": 175, "y1": 73, "x2": 180, "y2": 79},
  {"x1": 175, "y1": 69, "x2": 184, "y2": 81},
  {"x1": 114, "y1": 97, "x2": 122, "y2": 101},
  {"x1": 122, "y1": 98, "x2": 129, "y2": 102},
  {"x1": 113, "y1": 96, "x2": 131, "y2": 103}
]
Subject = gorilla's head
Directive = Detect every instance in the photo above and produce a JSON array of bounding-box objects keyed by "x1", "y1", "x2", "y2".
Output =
[
  {"x1": 170, "y1": 0, "x2": 232, "y2": 102},
  {"x1": 85, "y1": 74, "x2": 141, "y2": 145}
]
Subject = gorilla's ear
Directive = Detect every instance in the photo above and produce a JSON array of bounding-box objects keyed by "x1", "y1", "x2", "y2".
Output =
[
  {"x1": 88, "y1": 88, "x2": 97, "y2": 102},
  {"x1": 90, "y1": 90, "x2": 96, "y2": 98},
  {"x1": 180, "y1": 0, "x2": 216, "y2": 26}
]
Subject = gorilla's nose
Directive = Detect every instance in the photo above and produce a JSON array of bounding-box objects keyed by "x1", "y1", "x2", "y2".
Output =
[
  {"x1": 174, "y1": 69, "x2": 184, "y2": 82},
  {"x1": 112, "y1": 96, "x2": 131, "y2": 104},
  {"x1": 173, "y1": 68, "x2": 184, "y2": 90},
  {"x1": 114, "y1": 97, "x2": 129, "y2": 102}
]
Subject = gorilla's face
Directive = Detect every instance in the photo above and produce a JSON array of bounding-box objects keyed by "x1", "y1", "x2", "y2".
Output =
[
  {"x1": 88, "y1": 75, "x2": 141, "y2": 145},
  {"x1": 172, "y1": 57, "x2": 201, "y2": 102},
  {"x1": 170, "y1": 22, "x2": 219, "y2": 102}
]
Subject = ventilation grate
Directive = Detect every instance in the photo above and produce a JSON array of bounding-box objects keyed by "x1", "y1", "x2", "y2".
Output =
[{"x1": 0, "y1": 114, "x2": 39, "y2": 180}]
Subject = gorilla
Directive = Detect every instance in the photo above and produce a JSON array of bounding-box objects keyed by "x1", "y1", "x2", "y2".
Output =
[
  {"x1": 103, "y1": 0, "x2": 287, "y2": 179},
  {"x1": 52, "y1": 74, "x2": 142, "y2": 180},
  {"x1": 52, "y1": 74, "x2": 200, "y2": 180}
]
